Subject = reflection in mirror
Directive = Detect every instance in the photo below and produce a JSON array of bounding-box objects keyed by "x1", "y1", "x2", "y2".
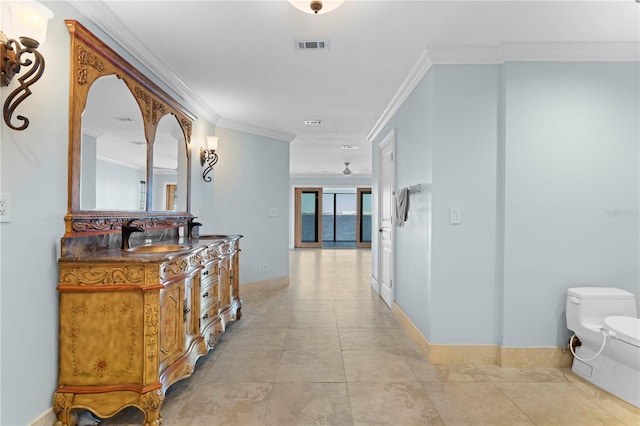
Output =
[
  {"x1": 153, "y1": 114, "x2": 187, "y2": 212},
  {"x1": 80, "y1": 75, "x2": 147, "y2": 211}
]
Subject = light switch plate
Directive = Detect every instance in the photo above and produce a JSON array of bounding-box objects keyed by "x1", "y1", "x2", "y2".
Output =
[
  {"x1": 449, "y1": 206, "x2": 461, "y2": 225},
  {"x1": 268, "y1": 207, "x2": 279, "y2": 217},
  {"x1": 0, "y1": 193, "x2": 12, "y2": 222}
]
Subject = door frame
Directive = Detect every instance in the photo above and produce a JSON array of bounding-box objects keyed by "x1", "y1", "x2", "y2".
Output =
[
  {"x1": 356, "y1": 187, "x2": 372, "y2": 248},
  {"x1": 294, "y1": 187, "x2": 323, "y2": 248},
  {"x1": 377, "y1": 129, "x2": 396, "y2": 306}
]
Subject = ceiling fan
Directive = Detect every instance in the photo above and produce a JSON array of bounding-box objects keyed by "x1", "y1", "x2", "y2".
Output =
[{"x1": 323, "y1": 162, "x2": 370, "y2": 176}]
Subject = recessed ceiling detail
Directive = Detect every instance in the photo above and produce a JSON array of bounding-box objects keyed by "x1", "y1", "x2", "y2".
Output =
[{"x1": 295, "y1": 39, "x2": 329, "y2": 50}]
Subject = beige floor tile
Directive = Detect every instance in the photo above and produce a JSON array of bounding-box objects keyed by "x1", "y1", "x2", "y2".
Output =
[
  {"x1": 349, "y1": 382, "x2": 444, "y2": 426},
  {"x1": 275, "y1": 349, "x2": 346, "y2": 382},
  {"x1": 222, "y1": 327, "x2": 287, "y2": 351},
  {"x1": 177, "y1": 382, "x2": 272, "y2": 425},
  {"x1": 336, "y1": 310, "x2": 400, "y2": 329},
  {"x1": 343, "y1": 350, "x2": 417, "y2": 382},
  {"x1": 289, "y1": 310, "x2": 338, "y2": 328},
  {"x1": 229, "y1": 311, "x2": 292, "y2": 330},
  {"x1": 496, "y1": 381, "x2": 639, "y2": 425},
  {"x1": 204, "y1": 350, "x2": 281, "y2": 383},
  {"x1": 333, "y1": 299, "x2": 390, "y2": 313},
  {"x1": 291, "y1": 299, "x2": 335, "y2": 312},
  {"x1": 338, "y1": 328, "x2": 404, "y2": 351},
  {"x1": 284, "y1": 327, "x2": 341, "y2": 351},
  {"x1": 263, "y1": 382, "x2": 353, "y2": 425},
  {"x1": 423, "y1": 382, "x2": 533, "y2": 425},
  {"x1": 561, "y1": 369, "x2": 640, "y2": 424},
  {"x1": 405, "y1": 354, "x2": 490, "y2": 383},
  {"x1": 478, "y1": 365, "x2": 566, "y2": 382}
]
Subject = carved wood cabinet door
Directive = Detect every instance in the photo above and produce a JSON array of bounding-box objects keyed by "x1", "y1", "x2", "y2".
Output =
[
  {"x1": 218, "y1": 257, "x2": 231, "y2": 314},
  {"x1": 159, "y1": 282, "x2": 184, "y2": 367},
  {"x1": 183, "y1": 273, "x2": 199, "y2": 344}
]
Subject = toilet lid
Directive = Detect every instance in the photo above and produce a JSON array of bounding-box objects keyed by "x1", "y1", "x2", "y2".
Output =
[{"x1": 604, "y1": 316, "x2": 640, "y2": 347}]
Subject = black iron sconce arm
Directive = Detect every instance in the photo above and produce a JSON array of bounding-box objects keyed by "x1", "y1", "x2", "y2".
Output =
[
  {"x1": 1, "y1": 34, "x2": 45, "y2": 131},
  {"x1": 200, "y1": 147, "x2": 218, "y2": 182}
]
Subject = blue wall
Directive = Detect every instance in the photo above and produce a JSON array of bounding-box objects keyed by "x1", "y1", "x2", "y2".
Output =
[{"x1": 372, "y1": 61, "x2": 640, "y2": 348}]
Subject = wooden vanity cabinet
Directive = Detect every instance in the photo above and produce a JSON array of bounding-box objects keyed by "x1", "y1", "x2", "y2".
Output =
[{"x1": 54, "y1": 237, "x2": 242, "y2": 426}]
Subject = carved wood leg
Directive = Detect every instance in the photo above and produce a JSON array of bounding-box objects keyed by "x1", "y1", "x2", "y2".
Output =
[
  {"x1": 140, "y1": 389, "x2": 165, "y2": 426},
  {"x1": 53, "y1": 392, "x2": 77, "y2": 426}
]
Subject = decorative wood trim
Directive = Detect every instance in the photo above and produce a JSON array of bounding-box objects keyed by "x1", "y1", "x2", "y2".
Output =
[
  {"x1": 60, "y1": 266, "x2": 145, "y2": 285},
  {"x1": 65, "y1": 213, "x2": 191, "y2": 235}
]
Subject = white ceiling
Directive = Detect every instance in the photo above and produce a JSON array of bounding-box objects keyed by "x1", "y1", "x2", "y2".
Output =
[{"x1": 70, "y1": 0, "x2": 640, "y2": 178}]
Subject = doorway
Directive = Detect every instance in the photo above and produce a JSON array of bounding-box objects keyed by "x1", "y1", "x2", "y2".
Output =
[
  {"x1": 294, "y1": 187, "x2": 371, "y2": 249},
  {"x1": 294, "y1": 187, "x2": 323, "y2": 248},
  {"x1": 378, "y1": 130, "x2": 395, "y2": 307}
]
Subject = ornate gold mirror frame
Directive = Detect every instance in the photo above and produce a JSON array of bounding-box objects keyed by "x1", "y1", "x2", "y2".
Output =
[{"x1": 64, "y1": 20, "x2": 195, "y2": 235}]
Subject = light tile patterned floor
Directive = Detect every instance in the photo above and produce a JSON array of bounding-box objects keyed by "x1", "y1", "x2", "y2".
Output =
[{"x1": 99, "y1": 248, "x2": 640, "y2": 425}]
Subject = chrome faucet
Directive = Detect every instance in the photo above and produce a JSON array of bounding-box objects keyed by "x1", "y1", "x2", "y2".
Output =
[
  {"x1": 121, "y1": 220, "x2": 144, "y2": 250},
  {"x1": 187, "y1": 217, "x2": 202, "y2": 240}
]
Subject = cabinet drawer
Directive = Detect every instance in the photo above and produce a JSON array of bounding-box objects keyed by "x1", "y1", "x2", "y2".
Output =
[
  {"x1": 200, "y1": 299, "x2": 220, "y2": 332},
  {"x1": 201, "y1": 261, "x2": 218, "y2": 281},
  {"x1": 201, "y1": 279, "x2": 218, "y2": 302}
]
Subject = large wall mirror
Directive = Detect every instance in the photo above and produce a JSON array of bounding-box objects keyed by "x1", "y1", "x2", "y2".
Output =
[{"x1": 65, "y1": 20, "x2": 195, "y2": 234}]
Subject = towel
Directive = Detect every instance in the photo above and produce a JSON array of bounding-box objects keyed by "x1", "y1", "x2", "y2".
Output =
[{"x1": 393, "y1": 187, "x2": 409, "y2": 227}]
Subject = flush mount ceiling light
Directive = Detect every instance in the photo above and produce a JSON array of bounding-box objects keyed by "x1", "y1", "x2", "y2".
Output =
[{"x1": 288, "y1": 0, "x2": 345, "y2": 15}]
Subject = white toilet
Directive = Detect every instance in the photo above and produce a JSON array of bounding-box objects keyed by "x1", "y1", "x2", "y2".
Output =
[{"x1": 566, "y1": 287, "x2": 640, "y2": 407}]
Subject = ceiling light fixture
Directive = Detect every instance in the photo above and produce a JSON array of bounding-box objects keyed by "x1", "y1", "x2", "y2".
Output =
[
  {"x1": 288, "y1": 0, "x2": 345, "y2": 15},
  {"x1": 1, "y1": 1, "x2": 53, "y2": 131},
  {"x1": 304, "y1": 120, "x2": 323, "y2": 125},
  {"x1": 341, "y1": 145, "x2": 358, "y2": 150}
]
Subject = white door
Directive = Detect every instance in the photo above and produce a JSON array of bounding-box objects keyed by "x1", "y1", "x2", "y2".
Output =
[{"x1": 378, "y1": 132, "x2": 395, "y2": 308}]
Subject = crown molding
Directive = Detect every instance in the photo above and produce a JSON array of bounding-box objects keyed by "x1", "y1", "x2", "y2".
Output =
[
  {"x1": 428, "y1": 42, "x2": 640, "y2": 64},
  {"x1": 67, "y1": 0, "x2": 220, "y2": 125},
  {"x1": 216, "y1": 119, "x2": 296, "y2": 143},
  {"x1": 367, "y1": 41, "x2": 639, "y2": 143},
  {"x1": 367, "y1": 49, "x2": 433, "y2": 143}
]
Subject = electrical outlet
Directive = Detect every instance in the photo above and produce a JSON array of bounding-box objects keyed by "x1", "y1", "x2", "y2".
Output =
[
  {"x1": 262, "y1": 263, "x2": 269, "y2": 272},
  {"x1": 0, "y1": 193, "x2": 12, "y2": 222}
]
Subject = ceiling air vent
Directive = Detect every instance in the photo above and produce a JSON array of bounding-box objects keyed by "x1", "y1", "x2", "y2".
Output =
[{"x1": 295, "y1": 39, "x2": 329, "y2": 51}]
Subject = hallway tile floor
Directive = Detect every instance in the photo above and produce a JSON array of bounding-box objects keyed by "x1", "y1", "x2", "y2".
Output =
[{"x1": 101, "y1": 249, "x2": 640, "y2": 425}]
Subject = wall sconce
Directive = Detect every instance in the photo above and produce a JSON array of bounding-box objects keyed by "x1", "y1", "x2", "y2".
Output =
[
  {"x1": 1, "y1": 1, "x2": 53, "y2": 131},
  {"x1": 200, "y1": 136, "x2": 218, "y2": 182},
  {"x1": 288, "y1": 0, "x2": 345, "y2": 15}
]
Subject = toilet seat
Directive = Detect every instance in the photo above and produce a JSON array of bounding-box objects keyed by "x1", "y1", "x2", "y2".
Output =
[{"x1": 604, "y1": 316, "x2": 640, "y2": 348}]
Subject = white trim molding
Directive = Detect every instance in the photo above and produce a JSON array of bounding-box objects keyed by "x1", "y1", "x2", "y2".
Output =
[
  {"x1": 368, "y1": 41, "x2": 639, "y2": 143},
  {"x1": 428, "y1": 42, "x2": 640, "y2": 64},
  {"x1": 216, "y1": 119, "x2": 296, "y2": 143},
  {"x1": 367, "y1": 49, "x2": 433, "y2": 143},
  {"x1": 68, "y1": 0, "x2": 220, "y2": 125}
]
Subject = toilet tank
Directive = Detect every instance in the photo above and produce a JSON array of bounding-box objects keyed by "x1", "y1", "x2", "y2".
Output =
[{"x1": 567, "y1": 287, "x2": 637, "y2": 334}]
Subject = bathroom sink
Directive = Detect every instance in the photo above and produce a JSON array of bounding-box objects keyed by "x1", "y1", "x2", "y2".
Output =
[
  {"x1": 125, "y1": 244, "x2": 189, "y2": 254},
  {"x1": 197, "y1": 234, "x2": 229, "y2": 240}
]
